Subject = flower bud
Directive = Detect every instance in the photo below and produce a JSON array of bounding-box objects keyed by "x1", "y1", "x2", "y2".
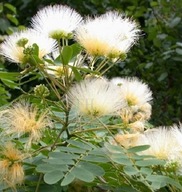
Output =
[{"x1": 34, "y1": 84, "x2": 50, "y2": 97}]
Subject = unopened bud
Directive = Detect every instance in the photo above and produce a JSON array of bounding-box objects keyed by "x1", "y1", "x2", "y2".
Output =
[
  {"x1": 34, "y1": 84, "x2": 50, "y2": 97},
  {"x1": 16, "y1": 38, "x2": 28, "y2": 47}
]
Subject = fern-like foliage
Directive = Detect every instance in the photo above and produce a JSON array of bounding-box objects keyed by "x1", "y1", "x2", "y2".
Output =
[{"x1": 36, "y1": 139, "x2": 107, "y2": 186}]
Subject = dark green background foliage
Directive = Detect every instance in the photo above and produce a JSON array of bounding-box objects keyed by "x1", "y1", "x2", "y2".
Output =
[{"x1": 0, "y1": 0, "x2": 182, "y2": 126}]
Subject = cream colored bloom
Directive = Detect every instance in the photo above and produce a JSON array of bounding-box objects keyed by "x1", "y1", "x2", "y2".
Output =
[
  {"x1": 31, "y1": 5, "x2": 83, "y2": 39},
  {"x1": 67, "y1": 78, "x2": 124, "y2": 117},
  {"x1": 112, "y1": 77, "x2": 152, "y2": 107},
  {"x1": 0, "y1": 29, "x2": 57, "y2": 64},
  {"x1": 129, "y1": 121, "x2": 145, "y2": 133},
  {"x1": 75, "y1": 11, "x2": 140, "y2": 58},
  {"x1": 0, "y1": 101, "x2": 52, "y2": 146},
  {"x1": 0, "y1": 143, "x2": 25, "y2": 188},
  {"x1": 139, "y1": 102, "x2": 152, "y2": 120},
  {"x1": 136, "y1": 127, "x2": 181, "y2": 161},
  {"x1": 114, "y1": 133, "x2": 141, "y2": 148},
  {"x1": 171, "y1": 123, "x2": 182, "y2": 148}
]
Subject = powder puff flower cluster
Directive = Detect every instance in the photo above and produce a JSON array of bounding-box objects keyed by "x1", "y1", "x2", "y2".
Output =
[
  {"x1": 75, "y1": 11, "x2": 140, "y2": 59},
  {"x1": 114, "y1": 124, "x2": 182, "y2": 174},
  {"x1": 0, "y1": 29, "x2": 57, "y2": 64},
  {"x1": 31, "y1": 5, "x2": 83, "y2": 39},
  {"x1": 111, "y1": 77, "x2": 152, "y2": 133},
  {"x1": 0, "y1": 143, "x2": 25, "y2": 188},
  {"x1": 0, "y1": 102, "x2": 52, "y2": 147},
  {"x1": 67, "y1": 77, "x2": 125, "y2": 117},
  {"x1": 0, "y1": 4, "x2": 140, "y2": 77}
]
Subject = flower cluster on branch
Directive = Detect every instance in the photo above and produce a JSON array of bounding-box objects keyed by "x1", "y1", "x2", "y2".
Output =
[{"x1": 0, "y1": 3, "x2": 181, "y2": 192}]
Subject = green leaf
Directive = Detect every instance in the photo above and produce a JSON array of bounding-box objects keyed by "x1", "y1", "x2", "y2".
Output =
[
  {"x1": 43, "y1": 158, "x2": 74, "y2": 165},
  {"x1": 36, "y1": 163, "x2": 68, "y2": 173},
  {"x1": 150, "y1": 1, "x2": 158, "y2": 7},
  {"x1": 0, "y1": 18, "x2": 10, "y2": 32},
  {"x1": 83, "y1": 155, "x2": 108, "y2": 163},
  {"x1": 110, "y1": 154, "x2": 132, "y2": 165},
  {"x1": 158, "y1": 72, "x2": 168, "y2": 82},
  {"x1": 71, "y1": 66, "x2": 82, "y2": 81},
  {"x1": 0, "y1": 3, "x2": 3, "y2": 13},
  {"x1": 76, "y1": 66, "x2": 99, "y2": 75},
  {"x1": 36, "y1": 164, "x2": 57, "y2": 173},
  {"x1": 104, "y1": 143, "x2": 125, "y2": 154},
  {"x1": 32, "y1": 43, "x2": 39, "y2": 56},
  {"x1": 4, "y1": 3, "x2": 16, "y2": 14},
  {"x1": 135, "y1": 159, "x2": 165, "y2": 167},
  {"x1": 59, "y1": 146, "x2": 86, "y2": 154},
  {"x1": 68, "y1": 140, "x2": 93, "y2": 150},
  {"x1": 72, "y1": 166, "x2": 94, "y2": 182},
  {"x1": 44, "y1": 170, "x2": 64, "y2": 184},
  {"x1": 29, "y1": 55, "x2": 44, "y2": 65},
  {"x1": 88, "y1": 148, "x2": 105, "y2": 156},
  {"x1": 0, "y1": 71, "x2": 19, "y2": 80},
  {"x1": 123, "y1": 165, "x2": 138, "y2": 176},
  {"x1": 49, "y1": 152, "x2": 79, "y2": 159},
  {"x1": 60, "y1": 46, "x2": 73, "y2": 65},
  {"x1": 147, "y1": 175, "x2": 182, "y2": 190},
  {"x1": 176, "y1": 48, "x2": 182, "y2": 55},
  {"x1": 61, "y1": 173, "x2": 75, "y2": 186},
  {"x1": 6, "y1": 14, "x2": 18, "y2": 25},
  {"x1": 127, "y1": 145, "x2": 150, "y2": 153},
  {"x1": 70, "y1": 43, "x2": 81, "y2": 58},
  {"x1": 78, "y1": 161, "x2": 105, "y2": 176},
  {"x1": 139, "y1": 167, "x2": 152, "y2": 176},
  {"x1": 169, "y1": 17, "x2": 181, "y2": 28},
  {"x1": 1, "y1": 79, "x2": 19, "y2": 89}
]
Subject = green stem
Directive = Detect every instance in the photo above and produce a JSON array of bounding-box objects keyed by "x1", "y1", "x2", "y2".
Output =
[
  {"x1": 51, "y1": 110, "x2": 70, "y2": 150},
  {"x1": 96, "y1": 117, "x2": 115, "y2": 137},
  {"x1": 35, "y1": 173, "x2": 43, "y2": 192},
  {"x1": 89, "y1": 56, "x2": 98, "y2": 70},
  {"x1": 100, "y1": 58, "x2": 120, "y2": 76},
  {"x1": 95, "y1": 57, "x2": 108, "y2": 72},
  {"x1": 71, "y1": 124, "x2": 124, "y2": 135}
]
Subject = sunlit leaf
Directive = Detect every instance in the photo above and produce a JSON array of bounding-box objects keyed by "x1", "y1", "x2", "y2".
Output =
[{"x1": 60, "y1": 46, "x2": 73, "y2": 65}]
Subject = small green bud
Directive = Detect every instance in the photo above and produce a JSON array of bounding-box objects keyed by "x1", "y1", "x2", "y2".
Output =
[
  {"x1": 16, "y1": 38, "x2": 28, "y2": 47},
  {"x1": 23, "y1": 46, "x2": 34, "y2": 55},
  {"x1": 119, "y1": 52, "x2": 127, "y2": 61},
  {"x1": 49, "y1": 30, "x2": 73, "y2": 40},
  {"x1": 107, "y1": 51, "x2": 127, "y2": 61},
  {"x1": 164, "y1": 160, "x2": 179, "y2": 172},
  {"x1": 34, "y1": 84, "x2": 50, "y2": 98}
]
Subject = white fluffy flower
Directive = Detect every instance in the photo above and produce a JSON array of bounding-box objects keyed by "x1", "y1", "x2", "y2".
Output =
[
  {"x1": 137, "y1": 127, "x2": 182, "y2": 161},
  {"x1": 67, "y1": 78, "x2": 124, "y2": 117},
  {"x1": 31, "y1": 5, "x2": 83, "y2": 39},
  {"x1": 171, "y1": 123, "x2": 182, "y2": 148},
  {"x1": 112, "y1": 77, "x2": 152, "y2": 107},
  {"x1": 75, "y1": 11, "x2": 140, "y2": 58},
  {"x1": 0, "y1": 29, "x2": 57, "y2": 64}
]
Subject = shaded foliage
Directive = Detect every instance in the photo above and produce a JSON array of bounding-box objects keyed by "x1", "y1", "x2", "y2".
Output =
[{"x1": 0, "y1": 0, "x2": 182, "y2": 125}]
